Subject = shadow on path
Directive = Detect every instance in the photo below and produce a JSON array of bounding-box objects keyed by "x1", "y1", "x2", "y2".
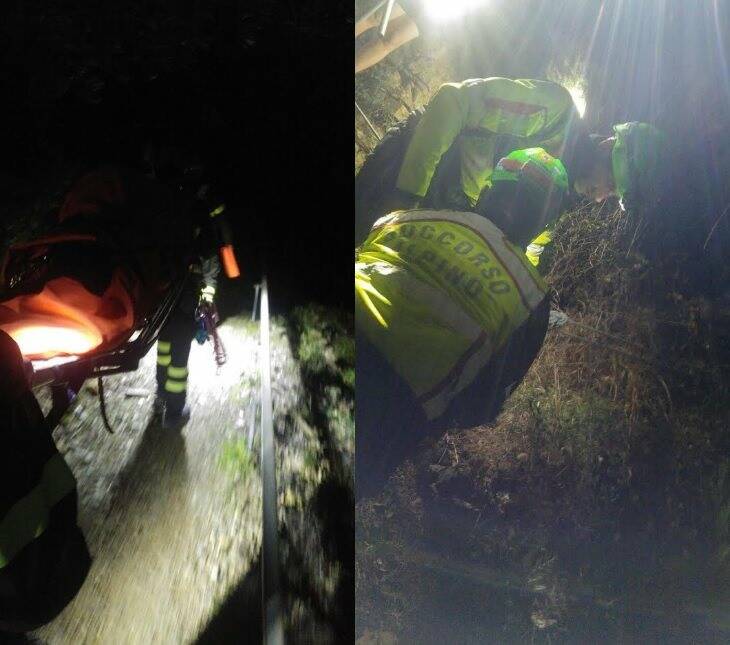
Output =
[
  {"x1": 102, "y1": 411, "x2": 189, "y2": 523},
  {"x1": 194, "y1": 560, "x2": 262, "y2": 644}
]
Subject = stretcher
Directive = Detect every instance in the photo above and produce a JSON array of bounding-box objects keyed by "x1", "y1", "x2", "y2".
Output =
[
  {"x1": 0, "y1": 166, "x2": 241, "y2": 430},
  {"x1": 0, "y1": 231, "x2": 190, "y2": 429}
]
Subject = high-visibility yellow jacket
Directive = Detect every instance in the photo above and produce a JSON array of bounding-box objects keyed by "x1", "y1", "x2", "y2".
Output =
[
  {"x1": 355, "y1": 209, "x2": 548, "y2": 421},
  {"x1": 396, "y1": 78, "x2": 578, "y2": 265},
  {"x1": 396, "y1": 78, "x2": 577, "y2": 203}
]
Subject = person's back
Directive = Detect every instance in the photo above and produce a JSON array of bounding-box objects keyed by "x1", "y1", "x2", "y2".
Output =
[
  {"x1": 355, "y1": 143, "x2": 573, "y2": 499},
  {"x1": 396, "y1": 78, "x2": 578, "y2": 206},
  {"x1": 355, "y1": 77, "x2": 580, "y2": 246},
  {"x1": 355, "y1": 208, "x2": 551, "y2": 498},
  {"x1": 356, "y1": 207, "x2": 549, "y2": 408}
]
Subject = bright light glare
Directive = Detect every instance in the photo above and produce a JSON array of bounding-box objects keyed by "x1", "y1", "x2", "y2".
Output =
[
  {"x1": 567, "y1": 84, "x2": 587, "y2": 118},
  {"x1": 423, "y1": 0, "x2": 485, "y2": 22},
  {"x1": 32, "y1": 355, "x2": 81, "y2": 370},
  {"x1": 10, "y1": 325, "x2": 102, "y2": 359}
]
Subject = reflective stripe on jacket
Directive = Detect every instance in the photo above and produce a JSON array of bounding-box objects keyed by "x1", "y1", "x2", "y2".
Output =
[
  {"x1": 355, "y1": 209, "x2": 548, "y2": 420},
  {"x1": 526, "y1": 227, "x2": 554, "y2": 266},
  {"x1": 396, "y1": 78, "x2": 578, "y2": 205}
]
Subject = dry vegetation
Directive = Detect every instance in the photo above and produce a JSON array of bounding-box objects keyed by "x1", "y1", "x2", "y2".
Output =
[
  {"x1": 357, "y1": 201, "x2": 730, "y2": 641},
  {"x1": 355, "y1": 0, "x2": 457, "y2": 170}
]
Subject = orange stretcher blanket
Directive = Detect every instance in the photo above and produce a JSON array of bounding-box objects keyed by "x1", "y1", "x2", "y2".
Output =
[{"x1": 0, "y1": 274, "x2": 135, "y2": 360}]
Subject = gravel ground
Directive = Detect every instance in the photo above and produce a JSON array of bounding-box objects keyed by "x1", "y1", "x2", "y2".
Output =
[{"x1": 28, "y1": 312, "x2": 351, "y2": 644}]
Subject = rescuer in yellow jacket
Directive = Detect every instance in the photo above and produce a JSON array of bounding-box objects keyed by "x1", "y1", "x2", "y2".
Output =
[
  {"x1": 356, "y1": 77, "x2": 668, "y2": 267},
  {"x1": 355, "y1": 146, "x2": 567, "y2": 500},
  {"x1": 395, "y1": 78, "x2": 575, "y2": 205},
  {"x1": 355, "y1": 77, "x2": 579, "y2": 250}
]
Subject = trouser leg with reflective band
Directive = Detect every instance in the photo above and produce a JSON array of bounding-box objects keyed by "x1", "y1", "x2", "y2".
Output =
[{"x1": 157, "y1": 304, "x2": 196, "y2": 414}]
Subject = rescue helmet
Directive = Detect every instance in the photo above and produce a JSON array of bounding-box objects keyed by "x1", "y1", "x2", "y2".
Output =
[
  {"x1": 477, "y1": 148, "x2": 569, "y2": 247},
  {"x1": 491, "y1": 147, "x2": 569, "y2": 223}
]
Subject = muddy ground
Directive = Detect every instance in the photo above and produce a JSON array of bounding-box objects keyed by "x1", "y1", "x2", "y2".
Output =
[{"x1": 24, "y1": 307, "x2": 352, "y2": 644}]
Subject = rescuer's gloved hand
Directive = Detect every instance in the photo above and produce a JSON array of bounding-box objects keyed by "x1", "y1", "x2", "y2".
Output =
[
  {"x1": 200, "y1": 285, "x2": 216, "y2": 305},
  {"x1": 198, "y1": 285, "x2": 220, "y2": 328}
]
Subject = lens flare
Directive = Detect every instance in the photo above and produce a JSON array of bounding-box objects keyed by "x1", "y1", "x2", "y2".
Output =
[
  {"x1": 10, "y1": 324, "x2": 102, "y2": 359},
  {"x1": 423, "y1": 0, "x2": 485, "y2": 23},
  {"x1": 566, "y1": 84, "x2": 587, "y2": 118}
]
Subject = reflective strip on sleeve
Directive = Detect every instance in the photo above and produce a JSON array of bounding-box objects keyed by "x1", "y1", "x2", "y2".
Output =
[
  {"x1": 525, "y1": 227, "x2": 553, "y2": 266},
  {"x1": 167, "y1": 366, "x2": 189, "y2": 379},
  {"x1": 157, "y1": 341, "x2": 171, "y2": 353},
  {"x1": 157, "y1": 354, "x2": 172, "y2": 367},
  {"x1": 209, "y1": 204, "x2": 226, "y2": 218},
  {"x1": 526, "y1": 242, "x2": 545, "y2": 256},
  {"x1": 164, "y1": 379, "x2": 187, "y2": 394},
  {"x1": 0, "y1": 453, "x2": 77, "y2": 568},
  {"x1": 525, "y1": 244, "x2": 542, "y2": 267}
]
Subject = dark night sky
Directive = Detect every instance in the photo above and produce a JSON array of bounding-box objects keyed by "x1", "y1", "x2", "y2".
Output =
[{"x1": 0, "y1": 0, "x2": 353, "y2": 312}]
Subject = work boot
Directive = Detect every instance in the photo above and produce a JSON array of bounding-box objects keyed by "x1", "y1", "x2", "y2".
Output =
[{"x1": 162, "y1": 404, "x2": 191, "y2": 431}]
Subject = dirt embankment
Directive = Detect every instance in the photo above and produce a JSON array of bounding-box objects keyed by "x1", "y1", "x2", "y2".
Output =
[{"x1": 357, "y1": 201, "x2": 730, "y2": 643}]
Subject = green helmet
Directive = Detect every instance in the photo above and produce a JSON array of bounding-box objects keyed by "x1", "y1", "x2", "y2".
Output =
[
  {"x1": 480, "y1": 148, "x2": 568, "y2": 247},
  {"x1": 612, "y1": 122, "x2": 668, "y2": 210},
  {"x1": 491, "y1": 147, "x2": 569, "y2": 193}
]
